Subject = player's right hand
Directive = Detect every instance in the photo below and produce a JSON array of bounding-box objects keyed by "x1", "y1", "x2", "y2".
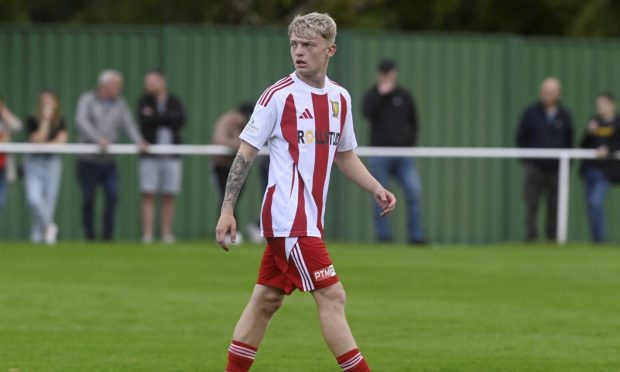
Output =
[{"x1": 215, "y1": 211, "x2": 237, "y2": 251}]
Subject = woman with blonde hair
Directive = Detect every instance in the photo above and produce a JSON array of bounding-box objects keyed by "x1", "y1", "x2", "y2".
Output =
[{"x1": 24, "y1": 90, "x2": 67, "y2": 244}]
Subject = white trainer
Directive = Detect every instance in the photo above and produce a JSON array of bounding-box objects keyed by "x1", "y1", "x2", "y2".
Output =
[
  {"x1": 162, "y1": 234, "x2": 176, "y2": 244},
  {"x1": 44, "y1": 223, "x2": 58, "y2": 245}
]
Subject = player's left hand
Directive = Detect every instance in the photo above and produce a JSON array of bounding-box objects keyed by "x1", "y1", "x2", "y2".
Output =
[{"x1": 374, "y1": 187, "x2": 396, "y2": 217}]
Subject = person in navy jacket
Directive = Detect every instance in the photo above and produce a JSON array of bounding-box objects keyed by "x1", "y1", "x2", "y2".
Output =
[{"x1": 516, "y1": 77, "x2": 573, "y2": 242}]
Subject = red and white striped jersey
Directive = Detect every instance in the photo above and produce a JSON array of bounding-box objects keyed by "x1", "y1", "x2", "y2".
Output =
[{"x1": 240, "y1": 72, "x2": 358, "y2": 238}]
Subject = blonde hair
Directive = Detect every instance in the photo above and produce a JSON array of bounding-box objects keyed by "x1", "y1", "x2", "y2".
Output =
[
  {"x1": 288, "y1": 12, "x2": 337, "y2": 44},
  {"x1": 37, "y1": 90, "x2": 61, "y2": 131}
]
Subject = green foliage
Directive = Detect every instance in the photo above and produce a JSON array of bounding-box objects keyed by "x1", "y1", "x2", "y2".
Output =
[
  {"x1": 0, "y1": 242, "x2": 619, "y2": 370},
  {"x1": 3, "y1": 0, "x2": 620, "y2": 37}
]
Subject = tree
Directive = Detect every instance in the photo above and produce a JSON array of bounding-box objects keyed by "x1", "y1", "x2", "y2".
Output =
[{"x1": 2, "y1": 0, "x2": 620, "y2": 38}]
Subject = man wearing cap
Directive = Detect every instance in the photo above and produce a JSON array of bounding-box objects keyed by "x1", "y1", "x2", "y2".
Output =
[{"x1": 362, "y1": 59, "x2": 427, "y2": 245}]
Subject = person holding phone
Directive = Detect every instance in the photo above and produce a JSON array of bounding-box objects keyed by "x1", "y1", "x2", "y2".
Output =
[{"x1": 24, "y1": 90, "x2": 68, "y2": 244}]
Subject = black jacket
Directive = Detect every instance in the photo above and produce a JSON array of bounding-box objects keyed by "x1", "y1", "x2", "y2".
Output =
[
  {"x1": 516, "y1": 102, "x2": 573, "y2": 172},
  {"x1": 362, "y1": 85, "x2": 418, "y2": 147},
  {"x1": 137, "y1": 94, "x2": 186, "y2": 147},
  {"x1": 580, "y1": 115, "x2": 620, "y2": 183}
]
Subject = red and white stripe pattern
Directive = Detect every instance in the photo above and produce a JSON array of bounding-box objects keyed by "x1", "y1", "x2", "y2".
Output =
[
  {"x1": 339, "y1": 351, "x2": 364, "y2": 370},
  {"x1": 240, "y1": 72, "x2": 358, "y2": 239},
  {"x1": 336, "y1": 348, "x2": 370, "y2": 371},
  {"x1": 228, "y1": 341, "x2": 257, "y2": 360},
  {"x1": 288, "y1": 239, "x2": 315, "y2": 291},
  {"x1": 258, "y1": 76, "x2": 294, "y2": 106}
]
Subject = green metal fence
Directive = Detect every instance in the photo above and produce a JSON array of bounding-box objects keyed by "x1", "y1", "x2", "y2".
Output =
[{"x1": 1, "y1": 25, "x2": 619, "y2": 243}]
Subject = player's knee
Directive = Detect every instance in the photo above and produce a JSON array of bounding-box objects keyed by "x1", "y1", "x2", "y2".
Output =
[
  {"x1": 257, "y1": 291, "x2": 283, "y2": 316},
  {"x1": 320, "y1": 285, "x2": 347, "y2": 312},
  {"x1": 333, "y1": 288, "x2": 347, "y2": 309}
]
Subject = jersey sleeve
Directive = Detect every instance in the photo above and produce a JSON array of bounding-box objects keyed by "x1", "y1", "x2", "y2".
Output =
[
  {"x1": 337, "y1": 95, "x2": 358, "y2": 152},
  {"x1": 239, "y1": 99, "x2": 278, "y2": 150}
]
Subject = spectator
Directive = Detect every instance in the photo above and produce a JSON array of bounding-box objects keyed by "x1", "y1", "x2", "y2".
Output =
[
  {"x1": 362, "y1": 59, "x2": 426, "y2": 245},
  {"x1": 516, "y1": 77, "x2": 573, "y2": 242},
  {"x1": 0, "y1": 95, "x2": 22, "y2": 215},
  {"x1": 137, "y1": 69, "x2": 186, "y2": 244},
  {"x1": 75, "y1": 69, "x2": 148, "y2": 241},
  {"x1": 579, "y1": 92, "x2": 620, "y2": 243},
  {"x1": 211, "y1": 102, "x2": 257, "y2": 243},
  {"x1": 24, "y1": 90, "x2": 68, "y2": 244}
]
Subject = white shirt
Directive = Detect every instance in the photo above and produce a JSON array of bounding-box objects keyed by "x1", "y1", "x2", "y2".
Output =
[{"x1": 240, "y1": 72, "x2": 358, "y2": 238}]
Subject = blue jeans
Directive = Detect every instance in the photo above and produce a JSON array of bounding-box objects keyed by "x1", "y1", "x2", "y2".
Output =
[
  {"x1": 0, "y1": 168, "x2": 6, "y2": 215},
  {"x1": 24, "y1": 156, "x2": 62, "y2": 242},
  {"x1": 77, "y1": 160, "x2": 118, "y2": 240},
  {"x1": 584, "y1": 167, "x2": 610, "y2": 243},
  {"x1": 369, "y1": 157, "x2": 425, "y2": 241}
]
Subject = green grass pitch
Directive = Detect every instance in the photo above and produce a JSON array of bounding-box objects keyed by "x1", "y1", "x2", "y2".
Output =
[{"x1": 1, "y1": 242, "x2": 619, "y2": 371}]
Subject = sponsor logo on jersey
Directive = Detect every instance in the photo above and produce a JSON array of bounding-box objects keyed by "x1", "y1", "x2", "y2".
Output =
[
  {"x1": 313, "y1": 265, "x2": 336, "y2": 282},
  {"x1": 297, "y1": 130, "x2": 340, "y2": 146},
  {"x1": 330, "y1": 100, "x2": 339, "y2": 118},
  {"x1": 245, "y1": 116, "x2": 260, "y2": 135}
]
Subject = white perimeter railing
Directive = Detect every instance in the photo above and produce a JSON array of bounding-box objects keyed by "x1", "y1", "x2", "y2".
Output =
[{"x1": 1, "y1": 143, "x2": 615, "y2": 245}]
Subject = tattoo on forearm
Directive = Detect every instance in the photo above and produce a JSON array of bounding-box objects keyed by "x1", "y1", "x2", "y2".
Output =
[{"x1": 222, "y1": 152, "x2": 253, "y2": 211}]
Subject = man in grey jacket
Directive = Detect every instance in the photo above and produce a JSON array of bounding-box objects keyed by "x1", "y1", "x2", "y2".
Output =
[{"x1": 75, "y1": 69, "x2": 148, "y2": 241}]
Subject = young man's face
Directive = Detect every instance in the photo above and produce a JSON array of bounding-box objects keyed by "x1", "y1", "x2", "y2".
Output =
[
  {"x1": 290, "y1": 33, "x2": 335, "y2": 77},
  {"x1": 144, "y1": 73, "x2": 166, "y2": 96},
  {"x1": 378, "y1": 69, "x2": 398, "y2": 85},
  {"x1": 596, "y1": 96, "x2": 616, "y2": 117}
]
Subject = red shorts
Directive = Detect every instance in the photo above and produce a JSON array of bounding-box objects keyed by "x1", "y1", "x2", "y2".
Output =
[{"x1": 257, "y1": 237, "x2": 339, "y2": 295}]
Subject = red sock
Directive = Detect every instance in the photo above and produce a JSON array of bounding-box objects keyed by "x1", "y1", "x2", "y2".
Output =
[
  {"x1": 337, "y1": 348, "x2": 370, "y2": 371},
  {"x1": 226, "y1": 340, "x2": 257, "y2": 372}
]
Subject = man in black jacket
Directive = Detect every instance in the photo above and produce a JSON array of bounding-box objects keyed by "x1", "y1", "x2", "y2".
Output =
[
  {"x1": 362, "y1": 59, "x2": 426, "y2": 244},
  {"x1": 516, "y1": 77, "x2": 573, "y2": 242},
  {"x1": 579, "y1": 92, "x2": 620, "y2": 243},
  {"x1": 137, "y1": 69, "x2": 186, "y2": 243}
]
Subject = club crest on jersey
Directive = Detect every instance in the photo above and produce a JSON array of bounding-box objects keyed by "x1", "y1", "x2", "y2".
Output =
[
  {"x1": 330, "y1": 100, "x2": 339, "y2": 118},
  {"x1": 314, "y1": 265, "x2": 336, "y2": 282}
]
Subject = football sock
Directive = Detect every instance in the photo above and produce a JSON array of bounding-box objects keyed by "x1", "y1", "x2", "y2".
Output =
[
  {"x1": 226, "y1": 340, "x2": 257, "y2": 372},
  {"x1": 337, "y1": 348, "x2": 370, "y2": 371}
]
